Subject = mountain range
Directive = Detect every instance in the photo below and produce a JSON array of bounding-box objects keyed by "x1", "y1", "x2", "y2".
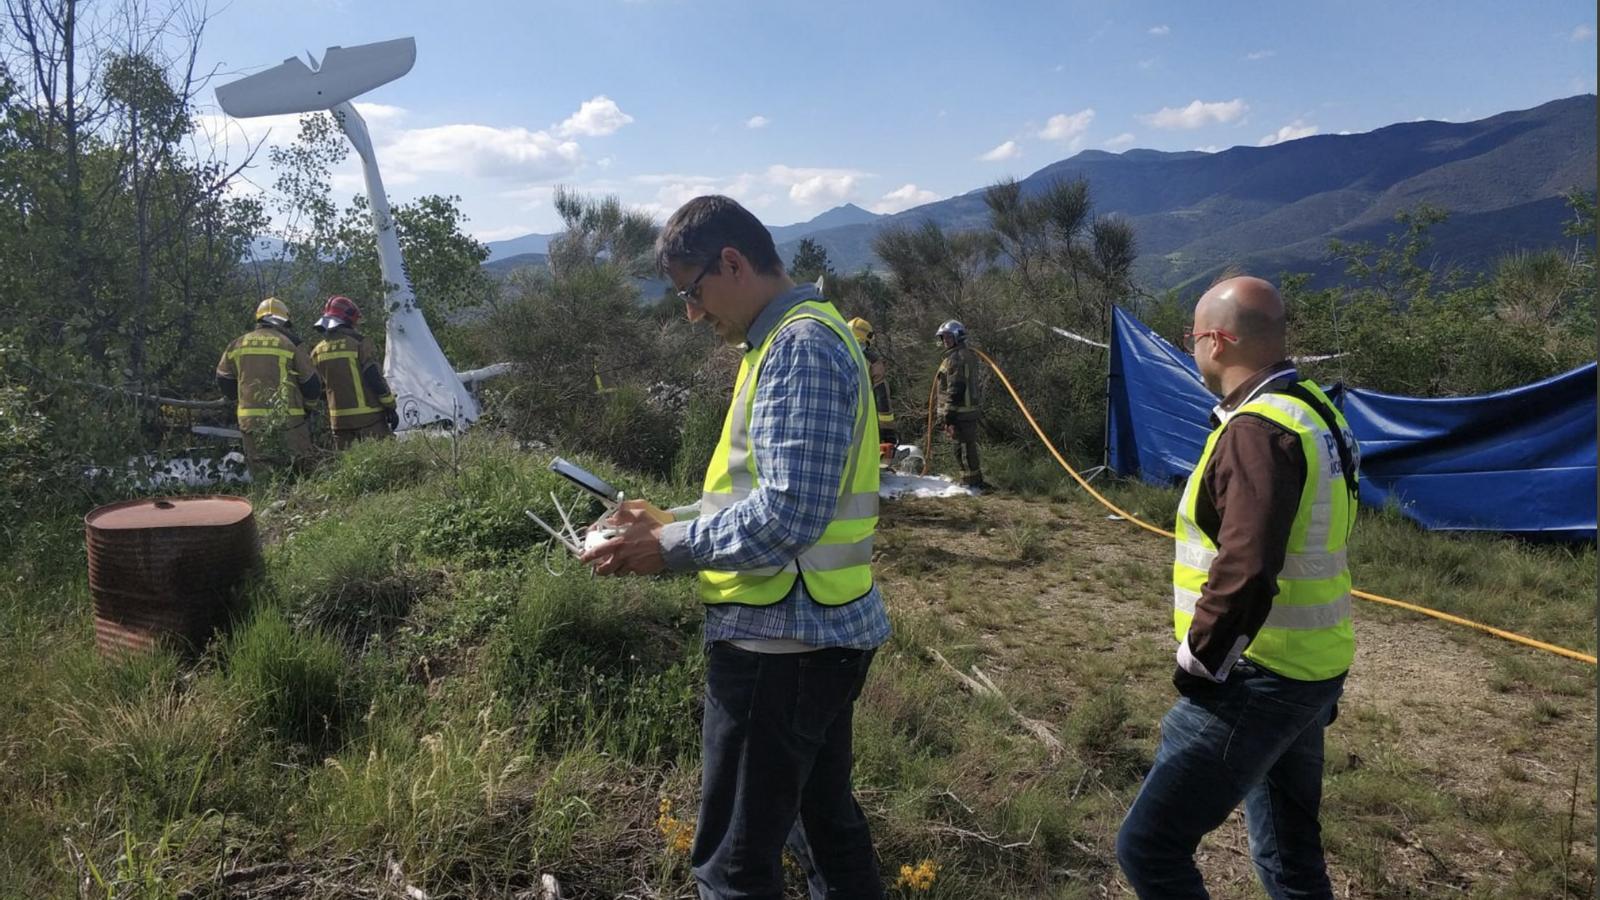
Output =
[
  {"x1": 481, "y1": 201, "x2": 888, "y2": 264},
  {"x1": 480, "y1": 95, "x2": 1595, "y2": 292},
  {"x1": 774, "y1": 94, "x2": 1597, "y2": 291}
]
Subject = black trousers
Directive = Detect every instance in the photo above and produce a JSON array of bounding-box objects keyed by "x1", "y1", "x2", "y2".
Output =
[{"x1": 692, "y1": 642, "x2": 883, "y2": 900}]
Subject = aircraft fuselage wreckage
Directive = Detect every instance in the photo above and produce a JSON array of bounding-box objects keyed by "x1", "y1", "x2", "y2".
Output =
[{"x1": 216, "y1": 38, "x2": 482, "y2": 431}]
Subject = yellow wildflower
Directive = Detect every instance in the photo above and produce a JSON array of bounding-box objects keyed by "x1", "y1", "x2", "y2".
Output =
[
  {"x1": 655, "y1": 797, "x2": 695, "y2": 854},
  {"x1": 896, "y1": 858, "x2": 939, "y2": 891}
]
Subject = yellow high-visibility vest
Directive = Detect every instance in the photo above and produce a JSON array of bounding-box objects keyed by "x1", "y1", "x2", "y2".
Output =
[
  {"x1": 1173, "y1": 379, "x2": 1358, "y2": 681},
  {"x1": 698, "y1": 299, "x2": 880, "y2": 606}
]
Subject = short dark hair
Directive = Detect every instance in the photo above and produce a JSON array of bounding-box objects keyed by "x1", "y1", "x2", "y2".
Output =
[{"x1": 655, "y1": 195, "x2": 783, "y2": 278}]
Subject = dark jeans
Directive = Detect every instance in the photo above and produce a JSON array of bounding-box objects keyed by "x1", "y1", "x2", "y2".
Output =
[
  {"x1": 1116, "y1": 662, "x2": 1345, "y2": 900},
  {"x1": 693, "y1": 642, "x2": 883, "y2": 900}
]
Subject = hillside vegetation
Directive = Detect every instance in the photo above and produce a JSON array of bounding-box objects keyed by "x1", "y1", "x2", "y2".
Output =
[{"x1": 1, "y1": 436, "x2": 1593, "y2": 898}]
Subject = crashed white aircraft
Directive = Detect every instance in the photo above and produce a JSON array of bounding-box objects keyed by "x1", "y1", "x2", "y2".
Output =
[{"x1": 215, "y1": 37, "x2": 480, "y2": 431}]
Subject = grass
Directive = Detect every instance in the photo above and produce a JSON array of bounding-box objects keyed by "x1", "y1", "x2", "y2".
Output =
[
  {"x1": 0, "y1": 433, "x2": 1591, "y2": 898},
  {"x1": 873, "y1": 463, "x2": 1594, "y2": 897},
  {"x1": 225, "y1": 604, "x2": 364, "y2": 752},
  {"x1": 1349, "y1": 506, "x2": 1597, "y2": 655}
]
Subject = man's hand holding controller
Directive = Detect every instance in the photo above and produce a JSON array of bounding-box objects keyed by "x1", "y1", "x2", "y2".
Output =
[{"x1": 579, "y1": 499, "x2": 672, "y2": 576}]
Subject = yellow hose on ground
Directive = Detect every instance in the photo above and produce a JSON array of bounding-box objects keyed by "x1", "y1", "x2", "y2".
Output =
[{"x1": 917, "y1": 347, "x2": 1596, "y2": 667}]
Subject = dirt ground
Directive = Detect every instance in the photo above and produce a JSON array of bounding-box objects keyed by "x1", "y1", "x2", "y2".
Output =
[{"x1": 876, "y1": 492, "x2": 1597, "y2": 899}]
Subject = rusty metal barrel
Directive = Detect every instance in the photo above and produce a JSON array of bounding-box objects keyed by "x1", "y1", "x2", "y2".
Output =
[{"x1": 85, "y1": 495, "x2": 261, "y2": 657}]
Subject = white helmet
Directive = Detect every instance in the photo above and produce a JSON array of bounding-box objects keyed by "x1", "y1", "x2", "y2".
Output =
[{"x1": 935, "y1": 319, "x2": 967, "y2": 342}]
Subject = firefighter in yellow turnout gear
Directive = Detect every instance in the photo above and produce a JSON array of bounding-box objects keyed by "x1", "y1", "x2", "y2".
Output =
[
  {"x1": 934, "y1": 319, "x2": 987, "y2": 488},
  {"x1": 848, "y1": 316, "x2": 897, "y2": 448},
  {"x1": 216, "y1": 298, "x2": 322, "y2": 476},
  {"x1": 310, "y1": 295, "x2": 398, "y2": 448}
]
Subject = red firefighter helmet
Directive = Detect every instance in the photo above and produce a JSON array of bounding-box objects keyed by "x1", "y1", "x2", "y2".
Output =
[
  {"x1": 313, "y1": 295, "x2": 363, "y2": 333},
  {"x1": 322, "y1": 295, "x2": 361, "y2": 326}
]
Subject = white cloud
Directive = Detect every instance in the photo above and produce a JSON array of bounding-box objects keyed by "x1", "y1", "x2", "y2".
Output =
[
  {"x1": 352, "y1": 102, "x2": 407, "y2": 128},
  {"x1": 192, "y1": 110, "x2": 305, "y2": 155},
  {"x1": 1138, "y1": 58, "x2": 1157, "y2": 70},
  {"x1": 1148, "y1": 24, "x2": 1170, "y2": 35},
  {"x1": 633, "y1": 165, "x2": 869, "y2": 215},
  {"x1": 1572, "y1": 24, "x2": 1595, "y2": 41},
  {"x1": 502, "y1": 186, "x2": 554, "y2": 209},
  {"x1": 198, "y1": 95, "x2": 607, "y2": 196},
  {"x1": 195, "y1": 106, "x2": 405, "y2": 189},
  {"x1": 555, "y1": 95, "x2": 633, "y2": 138},
  {"x1": 1244, "y1": 49, "x2": 1276, "y2": 61},
  {"x1": 1141, "y1": 98, "x2": 1249, "y2": 129},
  {"x1": 384, "y1": 124, "x2": 583, "y2": 181},
  {"x1": 872, "y1": 183, "x2": 940, "y2": 214},
  {"x1": 1104, "y1": 132, "x2": 1137, "y2": 150},
  {"x1": 1258, "y1": 120, "x2": 1319, "y2": 146},
  {"x1": 769, "y1": 164, "x2": 864, "y2": 205},
  {"x1": 979, "y1": 140, "x2": 1022, "y2": 161},
  {"x1": 1192, "y1": 145, "x2": 1223, "y2": 153},
  {"x1": 1039, "y1": 108, "x2": 1095, "y2": 142},
  {"x1": 633, "y1": 172, "x2": 759, "y2": 218},
  {"x1": 745, "y1": 115, "x2": 770, "y2": 129}
]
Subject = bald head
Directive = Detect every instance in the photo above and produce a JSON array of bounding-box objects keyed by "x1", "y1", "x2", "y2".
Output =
[{"x1": 1196, "y1": 275, "x2": 1286, "y2": 363}]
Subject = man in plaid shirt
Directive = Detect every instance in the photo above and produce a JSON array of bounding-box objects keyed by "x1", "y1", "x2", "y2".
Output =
[{"x1": 584, "y1": 195, "x2": 890, "y2": 900}]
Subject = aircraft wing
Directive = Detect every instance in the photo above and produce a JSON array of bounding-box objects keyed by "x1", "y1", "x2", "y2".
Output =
[{"x1": 215, "y1": 37, "x2": 416, "y2": 117}]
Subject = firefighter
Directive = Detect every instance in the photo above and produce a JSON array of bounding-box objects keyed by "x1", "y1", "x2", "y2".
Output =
[
  {"x1": 848, "y1": 316, "x2": 897, "y2": 448},
  {"x1": 935, "y1": 319, "x2": 988, "y2": 489},
  {"x1": 310, "y1": 295, "x2": 399, "y2": 449},
  {"x1": 216, "y1": 297, "x2": 322, "y2": 476}
]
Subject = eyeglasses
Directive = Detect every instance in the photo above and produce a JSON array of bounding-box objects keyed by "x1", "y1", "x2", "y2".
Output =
[
  {"x1": 676, "y1": 256, "x2": 721, "y2": 306},
  {"x1": 1182, "y1": 328, "x2": 1239, "y2": 352}
]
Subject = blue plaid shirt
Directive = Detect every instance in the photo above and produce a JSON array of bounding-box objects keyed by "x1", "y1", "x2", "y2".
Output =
[{"x1": 659, "y1": 284, "x2": 892, "y2": 650}]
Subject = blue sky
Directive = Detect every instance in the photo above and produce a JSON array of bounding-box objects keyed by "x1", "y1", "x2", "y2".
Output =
[{"x1": 192, "y1": 0, "x2": 1598, "y2": 241}]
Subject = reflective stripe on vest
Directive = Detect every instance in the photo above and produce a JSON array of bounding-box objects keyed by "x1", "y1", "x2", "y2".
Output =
[
  {"x1": 228, "y1": 337, "x2": 305, "y2": 419},
  {"x1": 312, "y1": 338, "x2": 384, "y2": 421},
  {"x1": 1173, "y1": 379, "x2": 1357, "y2": 681},
  {"x1": 698, "y1": 299, "x2": 880, "y2": 606}
]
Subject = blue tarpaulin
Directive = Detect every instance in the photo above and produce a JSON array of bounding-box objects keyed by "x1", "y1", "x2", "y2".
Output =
[{"x1": 1107, "y1": 306, "x2": 1597, "y2": 541}]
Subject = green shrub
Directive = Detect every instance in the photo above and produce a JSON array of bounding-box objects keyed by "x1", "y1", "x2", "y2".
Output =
[
  {"x1": 671, "y1": 386, "x2": 728, "y2": 492},
  {"x1": 273, "y1": 495, "x2": 436, "y2": 640},
  {"x1": 1066, "y1": 683, "x2": 1131, "y2": 761},
  {"x1": 225, "y1": 605, "x2": 363, "y2": 751},
  {"x1": 981, "y1": 444, "x2": 1078, "y2": 499},
  {"x1": 490, "y1": 572, "x2": 702, "y2": 764},
  {"x1": 316, "y1": 434, "x2": 441, "y2": 499}
]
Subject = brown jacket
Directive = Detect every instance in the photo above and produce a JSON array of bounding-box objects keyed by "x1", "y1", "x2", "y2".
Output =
[
  {"x1": 311, "y1": 326, "x2": 395, "y2": 432},
  {"x1": 215, "y1": 324, "x2": 319, "y2": 431},
  {"x1": 1180, "y1": 361, "x2": 1307, "y2": 685},
  {"x1": 936, "y1": 345, "x2": 980, "y2": 421}
]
